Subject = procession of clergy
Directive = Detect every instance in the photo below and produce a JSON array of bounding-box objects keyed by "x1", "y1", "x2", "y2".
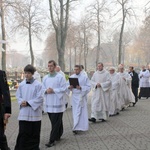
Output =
[{"x1": 13, "y1": 60, "x2": 150, "y2": 150}]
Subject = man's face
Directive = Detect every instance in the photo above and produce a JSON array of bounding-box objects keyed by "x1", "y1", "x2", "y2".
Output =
[
  {"x1": 109, "y1": 69, "x2": 115, "y2": 74},
  {"x1": 24, "y1": 72, "x2": 33, "y2": 80},
  {"x1": 74, "y1": 67, "x2": 81, "y2": 75},
  {"x1": 97, "y1": 64, "x2": 103, "y2": 71},
  {"x1": 129, "y1": 67, "x2": 133, "y2": 72},
  {"x1": 119, "y1": 67, "x2": 124, "y2": 72},
  {"x1": 141, "y1": 66, "x2": 145, "y2": 70},
  {"x1": 55, "y1": 66, "x2": 60, "y2": 72},
  {"x1": 48, "y1": 62, "x2": 56, "y2": 73}
]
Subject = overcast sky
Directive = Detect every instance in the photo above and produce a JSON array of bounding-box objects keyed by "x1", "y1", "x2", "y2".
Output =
[{"x1": 7, "y1": 0, "x2": 150, "y2": 56}]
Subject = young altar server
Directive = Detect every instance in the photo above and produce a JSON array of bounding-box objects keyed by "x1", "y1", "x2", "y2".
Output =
[{"x1": 15, "y1": 64, "x2": 43, "y2": 150}]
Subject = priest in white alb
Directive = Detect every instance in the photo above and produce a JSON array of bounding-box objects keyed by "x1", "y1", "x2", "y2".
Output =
[
  {"x1": 117, "y1": 64, "x2": 135, "y2": 109},
  {"x1": 89, "y1": 62, "x2": 111, "y2": 122},
  {"x1": 109, "y1": 67, "x2": 121, "y2": 116},
  {"x1": 68, "y1": 65, "x2": 91, "y2": 134}
]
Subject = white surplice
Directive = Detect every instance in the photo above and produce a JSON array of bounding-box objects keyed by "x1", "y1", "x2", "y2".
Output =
[
  {"x1": 109, "y1": 72, "x2": 121, "y2": 115},
  {"x1": 91, "y1": 69, "x2": 111, "y2": 120},
  {"x1": 57, "y1": 70, "x2": 69, "y2": 106},
  {"x1": 16, "y1": 80, "x2": 43, "y2": 121},
  {"x1": 117, "y1": 72, "x2": 135, "y2": 107},
  {"x1": 42, "y1": 73, "x2": 67, "y2": 113},
  {"x1": 139, "y1": 70, "x2": 150, "y2": 87},
  {"x1": 68, "y1": 73, "x2": 91, "y2": 131}
]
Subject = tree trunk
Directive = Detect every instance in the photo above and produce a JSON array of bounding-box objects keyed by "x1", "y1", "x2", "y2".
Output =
[
  {"x1": 74, "y1": 46, "x2": 77, "y2": 65},
  {"x1": 48, "y1": 0, "x2": 70, "y2": 72},
  {"x1": 0, "y1": 1, "x2": 6, "y2": 71},
  {"x1": 69, "y1": 47, "x2": 72, "y2": 73},
  {"x1": 79, "y1": 44, "x2": 82, "y2": 65},
  {"x1": 96, "y1": 7, "x2": 100, "y2": 67},
  {"x1": 29, "y1": 26, "x2": 34, "y2": 65},
  {"x1": 118, "y1": 4, "x2": 126, "y2": 65},
  {"x1": 56, "y1": 29, "x2": 66, "y2": 71}
]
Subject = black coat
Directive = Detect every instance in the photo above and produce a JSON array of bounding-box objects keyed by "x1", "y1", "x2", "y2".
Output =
[
  {"x1": 0, "y1": 70, "x2": 11, "y2": 118},
  {"x1": 129, "y1": 71, "x2": 139, "y2": 88}
]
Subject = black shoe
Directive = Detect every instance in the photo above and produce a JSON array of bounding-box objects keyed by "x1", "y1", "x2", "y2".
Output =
[
  {"x1": 45, "y1": 142, "x2": 55, "y2": 147},
  {"x1": 101, "y1": 119, "x2": 106, "y2": 122},
  {"x1": 133, "y1": 103, "x2": 136, "y2": 107},
  {"x1": 73, "y1": 130, "x2": 78, "y2": 134},
  {"x1": 56, "y1": 137, "x2": 61, "y2": 141},
  {"x1": 88, "y1": 118, "x2": 96, "y2": 123},
  {"x1": 116, "y1": 112, "x2": 119, "y2": 115},
  {"x1": 121, "y1": 107, "x2": 125, "y2": 111}
]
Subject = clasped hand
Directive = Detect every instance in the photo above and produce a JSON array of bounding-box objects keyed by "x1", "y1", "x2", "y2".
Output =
[
  {"x1": 21, "y1": 101, "x2": 27, "y2": 107},
  {"x1": 46, "y1": 88, "x2": 54, "y2": 94},
  {"x1": 97, "y1": 83, "x2": 101, "y2": 88}
]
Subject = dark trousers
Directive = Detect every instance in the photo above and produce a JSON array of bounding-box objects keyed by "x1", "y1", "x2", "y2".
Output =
[
  {"x1": 48, "y1": 112, "x2": 63, "y2": 143},
  {"x1": 15, "y1": 121, "x2": 41, "y2": 150},
  {"x1": 132, "y1": 87, "x2": 138, "y2": 103},
  {"x1": 0, "y1": 117, "x2": 9, "y2": 150}
]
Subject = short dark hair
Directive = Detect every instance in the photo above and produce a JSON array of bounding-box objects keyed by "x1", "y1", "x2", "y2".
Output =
[
  {"x1": 98, "y1": 62, "x2": 104, "y2": 66},
  {"x1": 74, "y1": 65, "x2": 81, "y2": 69},
  {"x1": 48, "y1": 60, "x2": 57, "y2": 67},
  {"x1": 129, "y1": 66, "x2": 134, "y2": 70},
  {"x1": 80, "y1": 65, "x2": 84, "y2": 69},
  {"x1": 24, "y1": 64, "x2": 36, "y2": 74}
]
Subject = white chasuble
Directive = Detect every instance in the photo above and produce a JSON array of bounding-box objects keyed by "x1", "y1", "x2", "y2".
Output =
[
  {"x1": 91, "y1": 70, "x2": 111, "y2": 120},
  {"x1": 109, "y1": 73, "x2": 121, "y2": 115},
  {"x1": 118, "y1": 72, "x2": 135, "y2": 107}
]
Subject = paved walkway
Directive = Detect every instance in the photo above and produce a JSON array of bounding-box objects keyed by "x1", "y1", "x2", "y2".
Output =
[{"x1": 5, "y1": 97, "x2": 150, "y2": 150}]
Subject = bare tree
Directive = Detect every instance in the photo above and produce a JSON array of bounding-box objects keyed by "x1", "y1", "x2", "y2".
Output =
[
  {"x1": 88, "y1": 0, "x2": 109, "y2": 67},
  {"x1": 42, "y1": 32, "x2": 58, "y2": 67},
  {"x1": 79, "y1": 16, "x2": 93, "y2": 70},
  {"x1": 113, "y1": 0, "x2": 135, "y2": 64},
  {"x1": 48, "y1": 0, "x2": 77, "y2": 71},
  {"x1": 12, "y1": 0, "x2": 45, "y2": 65},
  {"x1": 0, "y1": 0, "x2": 7, "y2": 70}
]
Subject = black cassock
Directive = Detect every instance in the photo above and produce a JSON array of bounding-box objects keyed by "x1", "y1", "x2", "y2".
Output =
[
  {"x1": 15, "y1": 121, "x2": 41, "y2": 150},
  {"x1": 138, "y1": 70, "x2": 150, "y2": 99},
  {"x1": 0, "y1": 70, "x2": 11, "y2": 150},
  {"x1": 129, "y1": 71, "x2": 139, "y2": 103}
]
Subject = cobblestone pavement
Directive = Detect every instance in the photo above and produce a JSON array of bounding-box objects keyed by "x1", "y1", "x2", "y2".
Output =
[{"x1": 5, "y1": 97, "x2": 150, "y2": 150}]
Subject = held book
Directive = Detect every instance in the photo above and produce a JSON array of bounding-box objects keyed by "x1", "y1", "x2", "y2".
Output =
[{"x1": 69, "y1": 78, "x2": 80, "y2": 88}]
